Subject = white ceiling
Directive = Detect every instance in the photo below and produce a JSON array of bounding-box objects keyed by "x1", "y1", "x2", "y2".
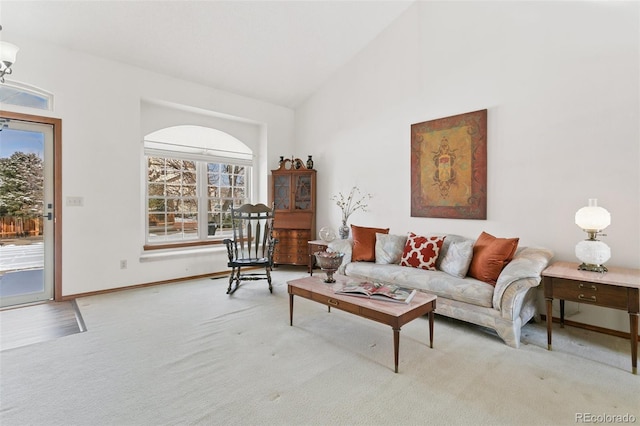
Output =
[{"x1": 1, "y1": 0, "x2": 414, "y2": 108}]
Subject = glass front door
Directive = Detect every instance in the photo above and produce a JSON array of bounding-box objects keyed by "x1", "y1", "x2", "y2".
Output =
[{"x1": 0, "y1": 118, "x2": 54, "y2": 307}]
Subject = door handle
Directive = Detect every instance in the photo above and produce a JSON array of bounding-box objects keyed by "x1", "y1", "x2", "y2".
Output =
[{"x1": 43, "y1": 212, "x2": 52, "y2": 220}]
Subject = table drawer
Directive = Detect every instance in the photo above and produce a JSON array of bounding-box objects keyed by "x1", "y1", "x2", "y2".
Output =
[
  {"x1": 275, "y1": 245, "x2": 306, "y2": 254},
  {"x1": 310, "y1": 293, "x2": 361, "y2": 315},
  {"x1": 275, "y1": 253, "x2": 297, "y2": 263},
  {"x1": 275, "y1": 253, "x2": 308, "y2": 265},
  {"x1": 309, "y1": 243, "x2": 328, "y2": 254},
  {"x1": 289, "y1": 285, "x2": 311, "y2": 298},
  {"x1": 275, "y1": 244, "x2": 307, "y2": 252},
  {"x1": 274, "y1": 229, "x2": 311, "y2": 239},
  {"x1": 552, "y1": 278, "x2": 630, "y2": 310}
]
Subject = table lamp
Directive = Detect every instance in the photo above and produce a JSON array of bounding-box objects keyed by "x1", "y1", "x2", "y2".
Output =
[{"x1": 574, "y1": 198, "x2": 610, "y2": 273}]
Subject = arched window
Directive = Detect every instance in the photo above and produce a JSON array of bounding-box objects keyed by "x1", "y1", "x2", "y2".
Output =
[
  {"x1": 0, "y1": 81, "x2": 53, "y2": 111},
  {"x1": 144, "y1": 125, "x2": 253, "y2": 248}
]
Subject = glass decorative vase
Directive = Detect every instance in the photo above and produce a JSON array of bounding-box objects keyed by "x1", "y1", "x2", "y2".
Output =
[{"x1": 338, "y1": 221, "x2": 350, "y2": 239}]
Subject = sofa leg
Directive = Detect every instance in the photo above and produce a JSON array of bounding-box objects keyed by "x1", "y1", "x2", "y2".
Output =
[{"x1": 496, "y1": 318, "x2": 522, "y2": 349}]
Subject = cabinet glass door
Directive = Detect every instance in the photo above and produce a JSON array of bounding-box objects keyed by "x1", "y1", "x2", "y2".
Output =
[
  {"x1": 274, "y1": 175, "x2": 290, "y2": 210},
  {"x1": 294, "y1": 174, "x2": 312, "y2": 210}
]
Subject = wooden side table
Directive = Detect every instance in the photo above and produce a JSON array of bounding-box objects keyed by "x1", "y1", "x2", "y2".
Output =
[
  {"x1": 542, "y1": 261, "x2": 640, "y2": 374},
  {"x1": 307, "y1": 239, "x2": 328, "y2": 275}
]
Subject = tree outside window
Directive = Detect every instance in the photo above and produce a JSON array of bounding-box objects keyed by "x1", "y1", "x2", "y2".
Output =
[{"x1": 0, "y1": 152, "x2": 44, "y2": 237}]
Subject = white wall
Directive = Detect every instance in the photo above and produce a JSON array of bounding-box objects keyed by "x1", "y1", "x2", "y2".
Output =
[
  {"x1": 295, "y1": 1, "x2": 640, "y2": 332},
  {"x1": 2, "y1": 36, "x2": 295, "y2": 296}
]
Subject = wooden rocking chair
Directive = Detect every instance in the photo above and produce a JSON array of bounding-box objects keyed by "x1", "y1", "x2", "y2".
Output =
[{"x1": 223, "y1": 203, "x2": 278, "y2": 294}]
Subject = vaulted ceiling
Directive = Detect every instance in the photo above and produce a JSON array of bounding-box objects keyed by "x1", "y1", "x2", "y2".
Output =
[{"x1": 1, "y1": 1, "x2": 414, "y2": 108}]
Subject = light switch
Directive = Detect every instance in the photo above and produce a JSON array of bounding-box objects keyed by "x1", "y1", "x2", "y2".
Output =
[{"x1": 66, "y1": 196, "x2": 84, "y2": 207}]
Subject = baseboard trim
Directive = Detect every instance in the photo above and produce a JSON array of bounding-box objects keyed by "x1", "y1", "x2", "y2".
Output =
[
  {"x1": 540, "y1": 314, "x2": 640, "y2": 341},
  {"x1": 59, "y1": 271, "x2": 231, "y2": 301}
]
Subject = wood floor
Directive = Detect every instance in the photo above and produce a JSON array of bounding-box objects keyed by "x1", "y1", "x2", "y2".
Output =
[{"x1": 0, "y1": 300, "x2": 86, "y2": 351}]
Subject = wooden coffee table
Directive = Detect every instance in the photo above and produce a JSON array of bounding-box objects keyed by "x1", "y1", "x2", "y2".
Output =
[{"x1": 288, "y1": 275, "x2": 436, "y2": 373}]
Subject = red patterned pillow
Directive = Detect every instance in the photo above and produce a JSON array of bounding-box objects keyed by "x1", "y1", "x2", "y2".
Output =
[{"x1": 400, "y1": 233, "x2": 446, "y2": 270}]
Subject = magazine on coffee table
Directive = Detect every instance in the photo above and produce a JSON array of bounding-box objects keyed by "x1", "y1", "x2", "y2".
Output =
[{"x1": 335, "y1": 281, "x2": 417, "y2": 304}]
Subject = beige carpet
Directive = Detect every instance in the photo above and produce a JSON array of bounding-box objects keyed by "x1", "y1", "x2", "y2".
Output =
[{"x1": 0, "y1": 267, "x2": 638, "y2": 425}]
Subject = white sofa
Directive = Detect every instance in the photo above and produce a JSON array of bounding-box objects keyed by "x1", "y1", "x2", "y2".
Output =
[{"x1": 328, "y1": 234, "x2": 553, "y2": 348}]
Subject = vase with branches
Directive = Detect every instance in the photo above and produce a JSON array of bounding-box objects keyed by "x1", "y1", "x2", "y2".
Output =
[{"x1": 331, "y1": 186, "x2": 372, "y2": 239}]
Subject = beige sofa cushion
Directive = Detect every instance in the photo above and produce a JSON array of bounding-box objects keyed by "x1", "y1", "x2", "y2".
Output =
[{"x1": 344, "y1": 262, "x2": 494, "y2": 308}]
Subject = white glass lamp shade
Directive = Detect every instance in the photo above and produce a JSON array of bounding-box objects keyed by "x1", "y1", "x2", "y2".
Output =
[
  {"x1": 575, "y1": 198, "x2": 610, "y2": 231},
  {"x1": 0, "y1": 41, "x2": 19, "y2": 65},
  {"x1": 575, "y1": 240, "x2": 611, "y2": 266},
  {"x1": 574, "y1": 199, "x2": 611, "y2": 272}
]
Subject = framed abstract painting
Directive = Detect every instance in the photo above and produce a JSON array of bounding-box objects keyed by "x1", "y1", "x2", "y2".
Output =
[{"x1": 410, "y1": 109, "x2": 487, "y2": 220}]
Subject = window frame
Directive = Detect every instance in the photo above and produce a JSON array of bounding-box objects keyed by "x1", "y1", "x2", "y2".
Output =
[
  {"x1": 0, "y1": 81, "x2": 53, "y2": 111},
  {"x1": 143, "y1": 152, "x2": 252, "y2": 251}
]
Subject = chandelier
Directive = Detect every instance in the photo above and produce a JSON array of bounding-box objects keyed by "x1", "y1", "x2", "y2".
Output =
[{"x1": 0, "y1": 25, "x2": 19, "y2": 83}]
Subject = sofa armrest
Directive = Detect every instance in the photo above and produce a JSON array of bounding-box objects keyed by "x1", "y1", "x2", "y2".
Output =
[
  {"x1": 493, "y1": 247, "x2": 554, "y2": 310},
  {"x1": 498, "y1": 277, "x2": 540, "y2": 321},
  {"x1": 327, "y1": 238, "x2": 353, "y2": 275}
]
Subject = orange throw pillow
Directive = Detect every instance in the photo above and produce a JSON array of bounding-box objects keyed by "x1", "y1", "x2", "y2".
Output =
[
  {"x1": 468, "y1": 231, "x2": 519, "y2": 286},
  {"x1": 351, "y1": 225, "x2": 389, "y2": 262}
]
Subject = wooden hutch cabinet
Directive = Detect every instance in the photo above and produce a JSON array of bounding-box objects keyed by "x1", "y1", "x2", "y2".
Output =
[{"x1": 270, "y1": 158, "x2": 316, "y2": 266}]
